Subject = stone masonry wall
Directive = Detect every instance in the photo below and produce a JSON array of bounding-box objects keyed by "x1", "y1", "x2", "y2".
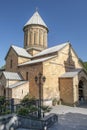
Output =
[
  {"x1": 12, "y1": 81, "x2": 29, "y2": 99},
  {"x1": 18, "y1": 56, "x2": 30, "y2": 65},
  {"x1": 40, "y1": 44, "x2": 82, "y2": 105},
  {"x1": 5, "y1": 48, "x2": 18, "y2": 72},
  {"x1": 24, "y1": 25, "x2": 48, "y2": 50},
  {"x1": 18, "y1": 63, "x2": 43, "y2": 99},
  {"x1": 0, "y1": 75, "x2": 6, "y2": 96},
  {"x1": 73, "y1": 75, "x2": 79, "y2": 103}
]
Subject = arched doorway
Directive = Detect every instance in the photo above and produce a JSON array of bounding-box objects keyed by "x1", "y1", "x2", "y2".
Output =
[{"x1": 78, "y1": 80, "x2": 84, "y2": 101}]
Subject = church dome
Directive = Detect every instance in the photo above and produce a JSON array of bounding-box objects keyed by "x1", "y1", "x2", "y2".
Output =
[
  {"x1": 24, "y1": 11, "x2": 48, "y2": 31},
  {"x1": 23, "y1": 11, "x2": 48, "y2": 54}
]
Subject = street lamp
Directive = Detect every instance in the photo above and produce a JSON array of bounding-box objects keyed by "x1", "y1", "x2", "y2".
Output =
[{"x1": 35, "y1": 72, "x2": 46, "y2": 118}]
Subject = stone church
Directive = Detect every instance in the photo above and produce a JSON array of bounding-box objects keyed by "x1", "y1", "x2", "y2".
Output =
[{"x1": 0, "y1": 11, "x2": 87, "y2": 106}]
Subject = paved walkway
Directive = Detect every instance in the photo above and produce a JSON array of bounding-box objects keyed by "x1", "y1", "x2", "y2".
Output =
[
  {"x1": 50, "y1": 105, "x2": 87, "y2": 115},
  {"x1": 48, "y1": 105, "x2": 87, "y2": 130}
]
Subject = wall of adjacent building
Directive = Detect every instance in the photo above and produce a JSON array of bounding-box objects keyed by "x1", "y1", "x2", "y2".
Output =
[{"x1": 12, "y1": 81, "x2": 29, "y2": 99}]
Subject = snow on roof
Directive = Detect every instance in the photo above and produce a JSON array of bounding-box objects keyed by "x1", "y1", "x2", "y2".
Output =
[
  {"x1": 3, "y1": 71, "x2": 23, "y2": 80},
  {"x1": 12, "y1": 45, "x2": 32, "y2": 58},
  {"x1": 60, "y1": 69, "x2": 82, "y2": 78},
  {"x1": 19, "y1": 55, "x2": 56, "y2": 66},
  {"x1": 34, "y1": 42, "x2": 69, "y2": 57},
  {"x1": 24, "y1": 11, "x2": 48, "y2": 30},
  {"x1": 9, "y1": 81, "x2": 28, "y2": 88}
]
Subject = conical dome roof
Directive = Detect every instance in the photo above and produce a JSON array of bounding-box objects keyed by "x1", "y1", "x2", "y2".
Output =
[{"x1": 24, "y1": 11, "x2": 48, "y2": 30}]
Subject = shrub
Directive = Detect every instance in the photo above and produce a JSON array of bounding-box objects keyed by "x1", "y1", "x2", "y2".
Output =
[
  {"x1": 0, "y1": 96, "x2": 5, "y2": 104},
  {"x1": 0, "y1": 96, "x2": 6, "y2": 114},
  {"x1": 17, "y1": 107, "x2": 29, "y2": 116},
  {"x1": 3, "y1": 110, "x2": 11, "y2": 115},
  {"x1": 41, "y1": 105, "x2": 52, "y2": 113},
  {"x1": 29, "y1": 105, "x2": 38, "y2": 112},
  {"x1": 21, "y1": 93, "x2": 35, "y2": 104}
]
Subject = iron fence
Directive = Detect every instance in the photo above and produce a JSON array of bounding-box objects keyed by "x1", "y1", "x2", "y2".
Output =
[{"x1": 0, "y1": 97, "x2": 40, "y2": 117}]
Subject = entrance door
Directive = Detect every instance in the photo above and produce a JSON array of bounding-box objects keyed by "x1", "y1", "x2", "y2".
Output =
[{"x1": 79, "y1": 80, "x2": 84, "y2": 101}]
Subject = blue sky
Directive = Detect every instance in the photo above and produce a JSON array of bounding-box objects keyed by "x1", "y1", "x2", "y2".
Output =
[{"x1": 0, "y1": 0, "x2": 87, "y2": 67}]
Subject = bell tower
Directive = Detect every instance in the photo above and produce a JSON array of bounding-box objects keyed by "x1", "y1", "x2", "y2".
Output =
[{"x1": 23, "y1": 11, "x2": 49, "y2": 56}]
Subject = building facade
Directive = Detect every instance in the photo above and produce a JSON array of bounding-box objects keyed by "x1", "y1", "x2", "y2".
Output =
[{"x1": 0, "y1": 11, "x2": 87, "y2": 106}]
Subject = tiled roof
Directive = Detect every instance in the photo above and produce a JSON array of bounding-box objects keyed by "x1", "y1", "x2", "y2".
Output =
[
  {"x1": 9, "y1": 81, "x2": 28, "y2": 88},
  {"x1": 19, "y1": 55, "x2": 56, "y2": 66},
  {"x1": 60, "y1": 69, "x2": 82, "y2": 78},
  {"x1": 34, "y1": 42, "x2": 69, "y2": 57},
  {"x1": 3, "y1": 71, "x2": 23, "y2": 80},
  {"x1": 12, "y1": 45, "x2": 32, "y2": 58},
  {"x1": 24, "y1": 11, "x2": 48, "y2": 29}
]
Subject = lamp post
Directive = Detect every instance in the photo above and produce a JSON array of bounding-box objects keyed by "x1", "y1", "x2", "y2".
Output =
[{"x1": 35, "y1": 72, "x2": 46, "y2": 119}]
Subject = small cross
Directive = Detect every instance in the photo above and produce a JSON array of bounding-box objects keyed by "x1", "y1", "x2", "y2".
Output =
[{"x1": 36, "y1": 7, "x2": 38, "y2": 12}]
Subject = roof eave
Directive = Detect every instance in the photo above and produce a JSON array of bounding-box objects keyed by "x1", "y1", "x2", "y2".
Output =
[
  {"x1": 23, "y1": 24, "x2": 49, "y2": 32},
  {"x1": 18, "y1": 55, "x2": 57, "y2": 67},
  {"x1": 5, "y1": 46, "x2": 32, "y2": 61},
  {"x1": 33, "y1": 42, "x2": 69, "y2": 58}
]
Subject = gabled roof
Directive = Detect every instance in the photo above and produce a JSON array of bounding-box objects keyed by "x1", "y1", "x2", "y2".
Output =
[
  {"x1": 34, "y1": 42, "x2": 69, "y2": 57},
  {"x1": 19, "y1": 55, "x2": 56, "y2": 66},
  {"x1": 9, "y1": 81, "x2": 28, "y2": 88},
  {"x1": 12, "y1": 45, "x2": 32, "y2": 58},
  {"x1": 60, "y1": 69, "x2": 82, "y2": 78},
  {"x1": 24, "y1": 11, "x2": 48, "y2": 30},
  {"x1": 5, "y1": 45, "x2": 32, "y2": 59},
  {"x1": 3, "y1": 71, "x2": 23, "y2": 80}
]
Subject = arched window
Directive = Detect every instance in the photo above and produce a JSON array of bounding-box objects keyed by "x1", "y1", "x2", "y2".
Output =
[
  {"x1": 39, "y1": 30, "x2": 43, "y2": 46},
  {"x1": 24, "y1": 31, "x2": 28, "y2": 46},
  {"x1": 22, "y1": 90, "x2": 23, "y2": 94},
  {"x1": 10, "y1": 59, "x2": 13, "y2": 68},
  {"x1": 29, "y1": 32, "x2": 31, "y2": 45},
  {"x1": 34, "y1": 31, "x2": 38, "y2": 45},
  {"x1": 26, "y1": 72, "x2": 28, "y2": 80}
]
